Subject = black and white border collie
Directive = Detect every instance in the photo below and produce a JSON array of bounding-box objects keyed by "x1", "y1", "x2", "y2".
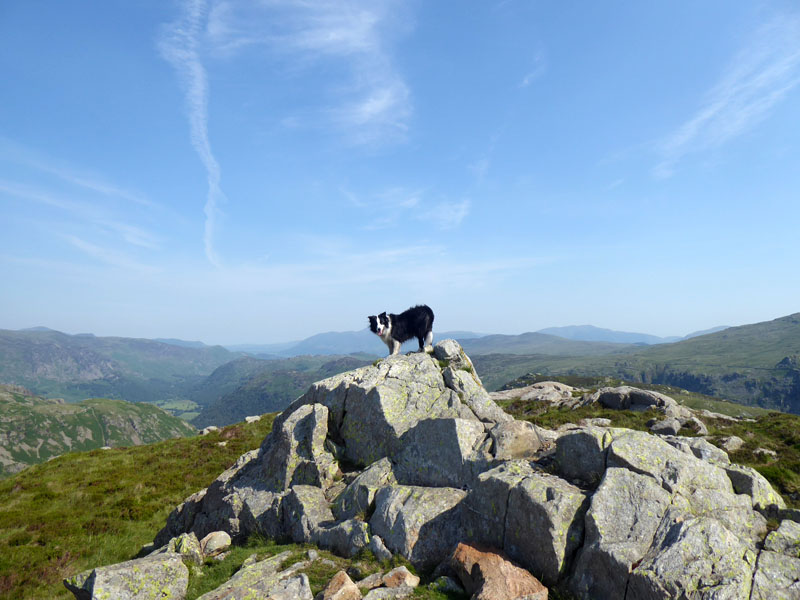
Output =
[{"x1": 368, "y1": 304, "x2": 434, "y2": 356}]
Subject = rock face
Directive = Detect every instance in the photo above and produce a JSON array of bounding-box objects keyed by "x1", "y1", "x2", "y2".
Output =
[{"x1": 68, "y1": 341, "x2": 798, "y2": 600}]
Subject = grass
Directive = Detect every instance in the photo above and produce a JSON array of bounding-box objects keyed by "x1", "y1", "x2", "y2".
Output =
[
  {"x1": 0, "y1": 417, "x2": 275, "y2": 600},
  {"x1": 706, "y1": 411, "x2": 800, "y2": 507}
]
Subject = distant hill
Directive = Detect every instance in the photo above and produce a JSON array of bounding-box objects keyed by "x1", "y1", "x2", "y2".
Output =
[
  {"x1": 0, "y1": 384, "x2": 195, "y2": 478},
  {"x1": 154, "y1": 338, "x2": 209, "y2": 349},
  {"x1": 536, "y1": 324, "x2": 729, "y2": 345},
  {"x1": 536, "y1": 325, "x2": 679, "y2": 345},
  {"x1": 459, "y1": 331, "x2": 638, "y2": 356},
  {"x1": 192, "y1": 355, "x2": 373, "y2": 428},
  {"x1": 472, "y1": 313, "x2": 800, "y2": 413},
  {"x1": 0, "y1": 328, "x2": 239, "y2": 406}
]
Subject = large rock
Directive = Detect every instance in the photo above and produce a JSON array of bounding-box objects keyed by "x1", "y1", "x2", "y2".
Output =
[
  {"x1": 196, "y1": 552, "x2": 312, "y2": 599},
  {"x1": 490, "y1": 381, "x2": 577, "y2": 406},
  {"x1": 626, "y1": 511, "x2": 757, "y2": 600},
  {"x1": 489, "y1": 420, "x2": 543, "y2": 460},
  {"x1": 662, "y1": 435, "x2": 731, "y2": 465},
  {"x1": 590, "y1": 386, "x2": 691, "y2": 419},
  {"x1": 607, "y1": 430, "x2": 766, "y2": 543},
  {"x1": 752, "y1": 520, "x2": 800, "y2": 599},
  {"x1": 442, "y1": 365, "x2": 512, "y2": 424},
  {"x1": 764, "y1": 520, "x2": 800, "y2": 556},
  {"x1": 554, "y1": 426, "x2": 616, "y2": 484},
  {"x1": 332, "y1": 458, "x2": 396, "y2": 521},
  {"x1": 280, "y1": 344, "x2": 508, "y2": 467},
  {"x1": 319, "y1": 570, "x2": 362, "y2": 600},
  {"x1": 448, "y1": 542, "x2": 548, "y2": 600},
  {"x1": 149, "y1": 531, "x2": 203, "y2": 566},
  {"x1": 393, "y1": 418, "x2": 490, "y2": 487},
  {"x1": 725, "y1": 463, "x2": 787, "y2": 511},
  {"x1": 64, "y1": 553, "x2": 188, "y2": 600},
  {"x1": 751, "y1": 551, "x2": 800, "y2": 600},
  {"x1": 505, "y1": 472, "x2": 589, "y2": 585},
  {"x1": 570, "y1": 468, "x2": 672, "y2": 599},
  {"x1": 282, "y1": 485, "x2": 334, "y2": 543},
  {"x1": 259, "y1": 403, "x2": 339, "y2": 491},
  {"x1": 369, "y1": 485, "x2": 467, "y2": 568},
  {"x1": 315, "y1": 518, "x2": 371, "y2": 558},
  {"x1": 464, "y1": 460, "x2": 537, "y2": 549}
]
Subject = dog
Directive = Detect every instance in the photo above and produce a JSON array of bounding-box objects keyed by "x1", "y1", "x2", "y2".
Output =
[{"x1": 368, "y1": 304, "x2": 434, "y2": 356}]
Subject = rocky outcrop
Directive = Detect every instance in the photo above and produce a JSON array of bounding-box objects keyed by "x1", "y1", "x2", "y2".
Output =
[{"x1": 67, "y1": 341, "x2": 797, "y2": 600}]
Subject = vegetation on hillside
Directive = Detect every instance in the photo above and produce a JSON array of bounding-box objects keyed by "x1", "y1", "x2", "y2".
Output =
[
  {"x1": 0, "y1": 328, "x2": 236, "y2": 405},
  {"x1": 0, "y1": 418, "x2": 274, "y2": 600},
  {"x1": 473, "y1": 313, "x2": 800, "y2": 413},
  {"x1": 0, "y1": 385, "x2": 195, "y2": 478}
]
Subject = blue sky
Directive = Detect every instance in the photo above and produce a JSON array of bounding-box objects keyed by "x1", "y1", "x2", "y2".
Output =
[{"x1": 2, "y1": 1, "x2": 799, "y2": 344}]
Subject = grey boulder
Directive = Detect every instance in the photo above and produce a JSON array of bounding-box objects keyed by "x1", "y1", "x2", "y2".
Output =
[{"x1": 64, "y1": 553, "x2": 188, "y2": 600}]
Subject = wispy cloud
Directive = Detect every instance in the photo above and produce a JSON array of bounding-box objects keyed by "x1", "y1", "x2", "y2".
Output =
[
  {"x1": 518, "y1": 50, "x2": 546, "y2": 88},
  {"x1": 0, "y1": 137, "x2": 158, "y2": 209},
  {"x1": 343, "y1": 187, "x2": 469, "y2": 231},
  {"x1": 160, "y1": 0, "x2": 224, "y2": 267},
  {"x1": 62, "y1": 235, "x2": 160, "y2": 274},
  {"x1": 655, "y1": 15, "x2": 800, "y2": 178},
  {"x1": 421, "y1": 199, "x2": 471, "y2": 230},
  {"x1": 204, "y1": 0, "x2": 413, "y2": 145},
  {"x1": 0, "y1": 179, "x2": 161, "y2": 251}
]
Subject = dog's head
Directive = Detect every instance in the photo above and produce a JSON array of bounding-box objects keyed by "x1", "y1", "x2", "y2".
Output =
[{"x1": 368, "y1": 312, "x2": 390, "y2": 336}]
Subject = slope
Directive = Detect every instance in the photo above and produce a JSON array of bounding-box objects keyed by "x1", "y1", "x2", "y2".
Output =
[
  {"x1": 0, "y1": 329, "x2": 239, "y2": 405},
  {"x1": 475, "y1": 312, "x2": 800, "y2": 412},
  {"x1": 0, "y1": 385, "x2": 195, "y2": 478}
]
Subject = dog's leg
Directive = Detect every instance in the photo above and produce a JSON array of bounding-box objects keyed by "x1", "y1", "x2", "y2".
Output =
[
  {"x1": 423, "y1": 331, "x2": 434, "y2": 353},
  {"x1": 390, "y1": 340, "x2": 402, "y2": 355}
]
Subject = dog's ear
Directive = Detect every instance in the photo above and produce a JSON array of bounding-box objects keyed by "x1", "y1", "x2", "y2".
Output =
[{"x1": 379, "y1": 312, "x2": 387, "y2": 318}]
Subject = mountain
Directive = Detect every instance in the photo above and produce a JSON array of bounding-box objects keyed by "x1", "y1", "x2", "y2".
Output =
[
  {"x1": 536, "y1": 325, "x2": 680, "y2": 345},
  {"x1": 683, "y1": 325, "x2": 730, "y2": 339},
  {"x1": 0, "y1": 384, "x2": 195, "y2": 478},
  {"x1": 154, "y1": 338, "x2": 209, "y2": 349},
  {"x1": 192, "y1": 355, "x2": 374, "y2": 427},
  {"x1": 474, "y1": 312, "x2": 800, "y2": 413},
  {"x1": 0, "y1": 328, "x2": 239, "y2": 407},
  {"x1": 459, "y1": 331, "x2": 638, "y2": 356},
  {"x1": 536, "y1": 324, "x2": 730, "y2": 345}
]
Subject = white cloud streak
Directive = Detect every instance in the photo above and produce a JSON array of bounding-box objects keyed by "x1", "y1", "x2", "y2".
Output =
[
  {"x1": 655, "y1": 15, "x2": 800, "y2": 178},
  {"x1": 205, "y1": 0, "x2": 412, "y2": 145},
  {"x1": 0, "y1": 179, "x2": 161, "y2": 251},
  {"x1": 0, "y1": 137, "x2": 158, "y2": 210},
  {"x1": 160, "y1": 0, "x2": 224, "y2": 267},
  {"x1": 343, "y1": 187, "x2": 470, "y2": 231}
]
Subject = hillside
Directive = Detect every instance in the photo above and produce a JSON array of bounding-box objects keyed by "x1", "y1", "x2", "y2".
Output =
[
  {"x1": 0, "y1": 385, "x2": 195, "y2": 478},
  {"x1": 474, "y1": 312, "x2": 800, "y2": 413},
  {"x1": 536, "y1": 324, "x2": 729, "y2": 345},
  {"x1": 459, "y1": 331, "x2": 638, "y2": 356},
  {"x1": 0, "y1": 328, "x2": 239, "y2": 406},
  {"x1": 192, "y1": 355, "x2": 373, "y2": 428}
]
